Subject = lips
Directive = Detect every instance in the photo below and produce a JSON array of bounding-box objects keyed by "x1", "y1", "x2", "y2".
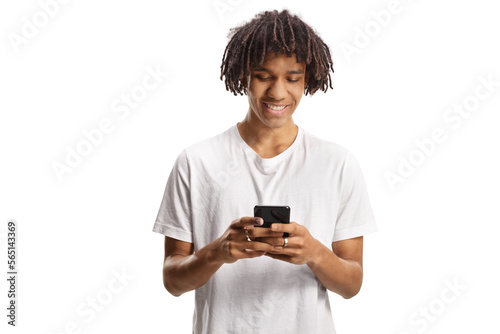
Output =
[{"x1": 263, "y1": 102, "x2": 289, "y2": 115}]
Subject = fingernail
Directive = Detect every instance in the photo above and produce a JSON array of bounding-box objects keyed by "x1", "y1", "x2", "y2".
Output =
[
  {"x1": 274, "y1": 246, "x2": 282, "y2": 250},
  {"x1": 254, "y1": 218, "x2": 263, "y2": 225},
  {"x1": 271, "y1": 224, "x2": 277, "y2": 231}
]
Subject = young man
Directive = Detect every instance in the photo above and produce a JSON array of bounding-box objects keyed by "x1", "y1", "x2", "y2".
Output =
[{"x1": 153, "y1": 9, "x2": 377, "y2": 333}]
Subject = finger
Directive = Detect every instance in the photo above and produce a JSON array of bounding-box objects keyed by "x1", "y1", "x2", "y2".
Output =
[
  {"x1": 246, "y1": 226, "x2": 283, "y2": 238},
  {"x1": 240, "y1": 240, "x2": 277, "y2": 253},
  {"x1": 264, "y1": 253, "x2": 292, "y2": 262},
  {"x1": 240, "y1": 250, "x2": 267, "y2": 258},
  {"x1": 270, "y1": 221, "x2": 298, "y2": 234},
  {"x1": 256, "y1": 237, "x2": 286, "y2": 247},
  {"x1": 231, "y1": 216, "x2": 264, "y2": 229},
  {"x1": 265, "y1": 246, "x2": 296, "y2": 257}
]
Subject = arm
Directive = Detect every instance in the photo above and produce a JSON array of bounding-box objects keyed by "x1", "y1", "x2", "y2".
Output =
[
  {"x1": 163, "y1": 236, "x2": 222, "y2": 297},
  {"x1": 307, "y1": 237, "x2": 363, "y2": 299},
  {"x1": 262, "y1": 222, "x2": 364, "y2": 299},
  {"x1": 163, "y1": 217, "x2": 277, "y2": 297}
]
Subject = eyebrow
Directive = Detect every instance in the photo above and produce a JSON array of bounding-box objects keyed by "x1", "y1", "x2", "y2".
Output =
[{"x1": 253, "y1": 67, "x2": 304, "y2": 75}]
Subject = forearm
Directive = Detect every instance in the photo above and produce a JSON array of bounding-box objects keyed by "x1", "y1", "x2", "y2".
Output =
[
  {"x1": 163, "y1": 239, "x2": 222, "y2": 297},
  {"x1": 307, "y1": 242, "x2": 363, "y2": 299}
]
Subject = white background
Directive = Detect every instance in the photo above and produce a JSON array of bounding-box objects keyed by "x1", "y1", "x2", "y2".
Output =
[{"x1": 1, "y1": 0, "x2": 499, "y2": 333}]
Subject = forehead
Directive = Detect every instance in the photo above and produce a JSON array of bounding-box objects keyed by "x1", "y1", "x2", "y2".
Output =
[{"x1": 252, "y1": 52, "x2": 305, "y2": 73}]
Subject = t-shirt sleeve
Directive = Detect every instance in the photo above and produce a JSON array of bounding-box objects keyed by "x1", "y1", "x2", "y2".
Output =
[
  {"x1": 333, "y1": 152, "x2": 377, "y2": 242},
  {"x1": 152, "y1": 149, "x2": 193, "y2": 243}
]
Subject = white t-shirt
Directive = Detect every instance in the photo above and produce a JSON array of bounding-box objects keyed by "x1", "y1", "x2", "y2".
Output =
[{"x1": 153, "y1": 123, "x2": 377, "y2": 334}]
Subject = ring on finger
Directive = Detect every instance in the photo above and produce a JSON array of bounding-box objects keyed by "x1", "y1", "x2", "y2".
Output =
[
  {"x1": 283, "y1": 237, "x2": 288, "y2": 247},
  {"x1": 244, "y1": 228, "x2": 251, "y2": 241}
]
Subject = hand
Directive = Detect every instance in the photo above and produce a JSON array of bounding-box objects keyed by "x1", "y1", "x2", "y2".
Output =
[
  {"x1": 261, "y1": 222, "x2": 323, "y2": 265},
  {"x1": 211, "y1": 217, "x2": 279, "y2": 264}
]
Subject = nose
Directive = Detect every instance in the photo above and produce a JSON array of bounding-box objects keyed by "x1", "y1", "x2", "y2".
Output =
[{"x1": 266, "y1": 79, "x2": 287, "y2": 101}]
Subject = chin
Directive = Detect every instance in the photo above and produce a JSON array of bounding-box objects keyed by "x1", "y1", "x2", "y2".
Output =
[{"x1": 261, "y1": 117, "x2": 291, "y2": 129}]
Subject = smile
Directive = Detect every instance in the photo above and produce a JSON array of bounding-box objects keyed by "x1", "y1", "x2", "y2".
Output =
[{"x1": 263, "y1": 102, "x2": 288, "y2": 113}]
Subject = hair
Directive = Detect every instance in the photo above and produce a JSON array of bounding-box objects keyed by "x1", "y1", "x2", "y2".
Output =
[{"x1": 220, "y1": 9, "x2": 334, "y2": 96}]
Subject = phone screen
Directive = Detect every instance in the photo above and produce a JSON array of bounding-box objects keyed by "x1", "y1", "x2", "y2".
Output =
[{"x1": 254, "y1": 205, "x2": 290, "y2": 237}]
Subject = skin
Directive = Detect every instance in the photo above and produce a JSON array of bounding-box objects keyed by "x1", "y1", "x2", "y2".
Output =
[
  {"x1": 237, "y1": 52, "x2": 305, "y2": 158},
  {"x1": 163, "y1": 53, "x2": 364, "y2": 299}
]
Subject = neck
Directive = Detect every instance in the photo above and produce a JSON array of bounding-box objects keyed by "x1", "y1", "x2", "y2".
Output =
[{"x1": 237, "y1": 112, "x2": 298, "y2": 159}]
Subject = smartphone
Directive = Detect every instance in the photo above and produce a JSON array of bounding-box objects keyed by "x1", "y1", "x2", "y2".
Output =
[{"x1": 254, "y1": 205, "x2": 290, "y2": 238}]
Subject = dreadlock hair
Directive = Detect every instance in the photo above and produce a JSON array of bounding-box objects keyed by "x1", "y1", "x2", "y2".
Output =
[{"x1": 220, "y1": 9, "x2": 334, "y2": 96}]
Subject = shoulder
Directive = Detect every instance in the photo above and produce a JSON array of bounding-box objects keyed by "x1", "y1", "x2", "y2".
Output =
[
  {"x1": 181, "y1": 125, "x2": 235, "y2": 164},
  {"x1": 298, "y1": 127, "x2": 367, "y2": 180},
  {"x1": 300, "y1": 127, "x2": 351, "y2": 162}
]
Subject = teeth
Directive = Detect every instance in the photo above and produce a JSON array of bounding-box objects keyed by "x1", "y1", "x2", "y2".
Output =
[{"x1": 264, "y1": 103, "x2": 287, "y2": 111}]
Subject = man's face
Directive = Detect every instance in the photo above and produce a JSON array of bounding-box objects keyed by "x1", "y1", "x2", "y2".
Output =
[{"x1": 246, "y1": 52, "x2": 307, "y2": 129}]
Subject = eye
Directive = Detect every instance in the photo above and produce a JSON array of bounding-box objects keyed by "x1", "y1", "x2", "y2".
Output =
[
  {"x1": 256, "y1": 76, "x2": 271, "y2": 81},
  {"x1": 287, "y1": 79, "x2": 299, "y2": 83}
]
